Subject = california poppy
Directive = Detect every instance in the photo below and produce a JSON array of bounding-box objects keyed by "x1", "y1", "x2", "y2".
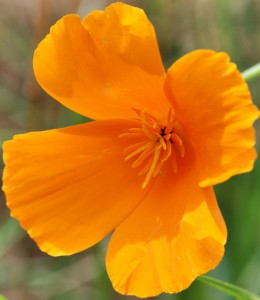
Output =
[{"x1": 2, "y1": 2, "x2": 259, "y2": 298}]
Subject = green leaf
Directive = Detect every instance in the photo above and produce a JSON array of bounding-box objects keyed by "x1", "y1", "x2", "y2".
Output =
[{"x1": 197, "y1": 275, "x2": 260, "y2": 300}]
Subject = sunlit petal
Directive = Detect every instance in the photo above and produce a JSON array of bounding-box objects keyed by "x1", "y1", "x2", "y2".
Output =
[
  {"x1": 107, "y1": 151, "x2": 226, "y2": 297},
  {"x1": 33, "y1": 3, "x2": 169, "y2": 120},
  {"x1": 3, "y1": 120, "x2": 147, "y2": 256},
  {"x1": 165, "y1": 50, "x2": 259, "y2": 187}
]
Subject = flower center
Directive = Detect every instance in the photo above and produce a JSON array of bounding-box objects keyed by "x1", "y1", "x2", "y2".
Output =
[{"x1": 120, "y1": 108, "x2": 185, "y2": 188}]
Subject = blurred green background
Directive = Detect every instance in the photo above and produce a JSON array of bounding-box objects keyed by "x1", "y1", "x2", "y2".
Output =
[{"x1": 0, "y1": 0, "x2": 259, "y2": 299}]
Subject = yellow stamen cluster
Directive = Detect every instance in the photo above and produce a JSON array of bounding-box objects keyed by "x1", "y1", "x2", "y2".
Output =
[{"x1": 121, "y1": 108, "x2": 185, "y2": 188}]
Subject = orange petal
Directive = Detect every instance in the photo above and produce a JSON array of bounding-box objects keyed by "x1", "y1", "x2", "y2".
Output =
[
  {"x1": 165, "y1": 50, "x2": 259, "y2": 187},
  {"x1": 34, "y1": 3, "x2": 169, "y2": 120},
  {"x1": 106, "y1": 152, "x2": 227, "y2": 297},
  {"x1": 2, "y1": 120, "x2": 147, "y2": 256}
]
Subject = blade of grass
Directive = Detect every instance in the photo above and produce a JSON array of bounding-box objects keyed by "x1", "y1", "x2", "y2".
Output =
[
  {"x1": 197, "y1": 275, "x2": 260, "y2": 300},
  {"x1": 242, "y1": 63, "x2": 260, "y2": 82}
]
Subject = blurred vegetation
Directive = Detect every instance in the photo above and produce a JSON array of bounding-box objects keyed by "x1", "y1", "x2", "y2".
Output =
[{"x1": 0, "y1": 0, "x2": 259, "y2": 299}]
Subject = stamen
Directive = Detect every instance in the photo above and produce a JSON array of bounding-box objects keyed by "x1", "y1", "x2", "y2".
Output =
[
  {"x1": 171, "y1": 133, "x2": 185, "y2": 157},
  {"x1": 164, "y1": 107, "x2": 175, "y2": 134},
  {"x1": 152, "y1": 139, "x2": 172, "y2": 177},
  {"x1": 138, "y1": 157, "x2": 153, "y2": 175},
  {"x1": 132, "y1": 144, "x2": 156, "y2": 168},
  {"x1": 142, "y1": 144, "x2": 162, "y2": 189},
  {"x1": 152, "y1": 149, "x2": 167, "y2": 177},
  {"x1": 119, "y1": 132, "x2": 144, "y2": 139},
  {"x1": 124, "y1": 141, "x2": 147, "y2": 155},
  {"x1": 125, "y1": 142, "x2": 152, "y2": 161},
  {"x1": 140, "y1": 111, "x2": 158, "y2": 140},
  {"x1": 159, "y1": 137, "x2": 167, "y2": 150}
]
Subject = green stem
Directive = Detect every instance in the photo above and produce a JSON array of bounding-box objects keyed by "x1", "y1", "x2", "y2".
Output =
[
  {"x1": 242, "y1": 63, "x2": 260, "y2": 82},
  {"x1": 197, "y1": 275, "x2": 260, "y2": 300}
]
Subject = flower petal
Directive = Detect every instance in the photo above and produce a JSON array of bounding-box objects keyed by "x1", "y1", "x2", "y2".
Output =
[
  {"x1": 2, "y1": 120, "x2": 147, "y2": 256},
  {"x1": 165, "y1": 50, "x2": 259, "y2": 187},
  {"x1": 106, "y1": 152, "x2": 227, "y2": 297},
  {"x1": 33, "y1": 3, "x2": 169, "y2": 120}
]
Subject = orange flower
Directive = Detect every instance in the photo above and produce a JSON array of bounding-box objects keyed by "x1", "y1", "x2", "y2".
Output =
[{"x1": 2, "y1": 2, "x2": 259, "y2": 298}]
